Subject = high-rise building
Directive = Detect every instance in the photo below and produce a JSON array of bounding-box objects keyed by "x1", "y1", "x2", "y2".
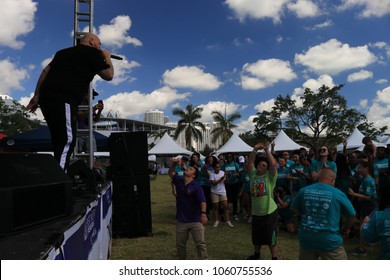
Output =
[{"x1": 144, "y1": 109, "x2": 164, "y2": 125}]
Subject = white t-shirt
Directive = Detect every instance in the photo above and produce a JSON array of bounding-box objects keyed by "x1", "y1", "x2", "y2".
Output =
[{"x1": 209, "y1": 170, "x2": 226, "y2": 195}]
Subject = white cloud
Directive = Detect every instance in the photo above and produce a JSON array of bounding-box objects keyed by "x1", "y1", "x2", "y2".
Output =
[
  {"x1": 306, "y1": 20, "x2": 334, "y2": 31},
  {"x1": 0, "y1": 59, "x2": 29, "y2": 94},
  {"x1": 94, "y1": 57, "x2": 141, "y2": 86},
  {"x1": 347, "y1": 70, "x2": 373, "y2": 82},
  {"x1": 162, "y1": 66, "x2": 223, "y2": 91},
  {"x1": 295, "y1": 38, "x2": 377, "y2": 75},
  {"x1": 241, "y1": 58, "x2": 297, "y2": 90},
  {"x1": 359, "y1": 99, "x2": 368, "y2": 109},
  {"x1": 196, "y1": 101, "x2": 246, "y2": 123},
  {"x1": 97, "y1": 15, "x2": 142, "y2": 49},
  {"x1": 366, "y1": 86, "x2": 390, "y2": 130},
  {"x1": 376, "y1": 79, "x2": 388, "y2": 84},
  {"x1": 224, "y1": 0, "x2": 288, "y2": 23},
  {"x1": 0, "y1": 0, "x2": 37, "y2": 49},
  {"x1": 287, "y1": 0, "x2": 320, "y2": 18},
  {"x1": 234, "y1": 115, "x2": 257, "y2": 134},
  {"x1": 254, "y1": 99, "x2": 276, "y2": 112},
  {"x1": 103, "y1": 86, "x2": 190, "y2": 119},
  {"x1": 338, "y1": 0, "x2": 390, "y2": 18}
]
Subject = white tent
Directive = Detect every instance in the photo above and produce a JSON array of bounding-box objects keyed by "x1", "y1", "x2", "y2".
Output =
[
  {"x1": 271, "y1": 130, "x2": 307, "y2": 151},
  {"x1": 336, "y1": 128, "x2": 365, "y2": 151},
  {"x1": 148, "y1": 132, "x2": 192, "y2": 155},
  {"x1": 215, "y1": 133, "x2": 253, "y2": 155}
]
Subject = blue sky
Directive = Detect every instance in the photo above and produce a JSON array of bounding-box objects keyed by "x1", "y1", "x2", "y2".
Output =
[{"x1": 1, "y1": 0, "x2": 390, "y2": 133}]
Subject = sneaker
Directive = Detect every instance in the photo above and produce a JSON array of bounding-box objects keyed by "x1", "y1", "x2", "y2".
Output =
[
  {"x1": 226, "y1": 220, "x2": 234, "y2": 227},
  {"x1": 350, "y1": 247, "x2": 367, "y2": 256},
  {"x1": 234, "y1": 215, "x2": 239, "y2": 221},
  {"x1": 213, "y1": 221, "x2": 220, "y2": 227},
  {"x1": 246, "y1": 254, "x2": 260, "y2": 260}
]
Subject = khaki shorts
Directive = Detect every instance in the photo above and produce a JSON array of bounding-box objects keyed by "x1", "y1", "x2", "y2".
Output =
[
  {"x1": 210, "y1": 193, "x2": 228, "y2": 203},
  {"x1": 299, "y1": 246, "x2": 347, "y2": 260}
]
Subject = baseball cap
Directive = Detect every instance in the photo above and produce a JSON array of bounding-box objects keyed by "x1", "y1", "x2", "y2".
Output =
[
  {"x1": 181, "y1": 156, "x2": 189, "y2": 161},
  {"x1": 238, "y1": 156, "x2": 245, "y2": 163}
]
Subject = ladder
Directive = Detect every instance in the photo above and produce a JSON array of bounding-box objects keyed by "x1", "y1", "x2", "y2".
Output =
[{"x1": 73, "y1": 0, "x2": 95, "y2": 169}]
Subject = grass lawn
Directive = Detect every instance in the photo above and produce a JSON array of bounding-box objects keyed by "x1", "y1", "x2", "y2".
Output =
[{"x1": 111, "y1": 174, "x2": 380, "y2": 260}]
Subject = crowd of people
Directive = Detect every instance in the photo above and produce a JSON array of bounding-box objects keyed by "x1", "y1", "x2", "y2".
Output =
[{"x1": 168, "y1": 138, "x2": 390, "y2": 260}]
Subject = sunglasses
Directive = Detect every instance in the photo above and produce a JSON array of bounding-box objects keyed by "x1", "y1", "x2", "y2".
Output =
[{"x1": 320, "y1": 148, "x2": 327, "y2": 152}]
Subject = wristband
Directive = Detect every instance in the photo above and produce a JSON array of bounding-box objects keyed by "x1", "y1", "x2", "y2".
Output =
[{"x1": 201, "y1": 211, "x2": 207, "y2": 214}]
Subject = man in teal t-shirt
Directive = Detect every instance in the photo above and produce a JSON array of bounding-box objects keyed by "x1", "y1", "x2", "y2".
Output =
[
  {"x1": 361, "y1": 208, "x2": 390, "y2": 260},
  {"x1": 291, "y1": 167, "x2": 356, "y2": 260}
]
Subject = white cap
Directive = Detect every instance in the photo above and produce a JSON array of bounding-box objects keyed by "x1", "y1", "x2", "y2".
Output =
[{"x1": 238, "y1": 156, "x2": 245, "y2": 163}]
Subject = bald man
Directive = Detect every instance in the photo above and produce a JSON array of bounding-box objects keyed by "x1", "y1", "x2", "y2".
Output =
[
  {"x1": 291, "y1": 167, "x2": 356, "y2": 260},
  {"x1": 27, "y1": 33, "x2": 114, "y2": 171}
]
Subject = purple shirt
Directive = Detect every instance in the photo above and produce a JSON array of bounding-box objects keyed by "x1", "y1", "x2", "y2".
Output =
[{"x1": 172, "y1": 174, "x2": 206, "y2": 223}]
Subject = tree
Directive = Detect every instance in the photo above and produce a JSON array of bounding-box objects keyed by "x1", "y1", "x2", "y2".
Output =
[
  {"x1": 147, "y1": 129, "x2": 170, "y2": 149},
  {"x1": 211, "y1": 110, "x2": 242, "y2": 145},
  {"x1": 172, "y1": 104, "x2": 206, "y2": 150},
  {"x1": 0, "y1": 99, "x2": 42, "y2": 135},
  {"x1": 252, "y1": 85, "x2": 387, "y2": 150}
]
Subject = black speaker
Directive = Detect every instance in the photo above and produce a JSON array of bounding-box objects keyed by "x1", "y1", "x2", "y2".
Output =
[
  {"x1": 0, "y1": 153, "x2": 73, "y2": 234},
  {"x1": 109, "y1": 132, "x2": 152, "y2": 237},
  {"x1": 109, "y1": 132, "x2": 149, "y2": 176},
  {"x1": 112, "y1": 174, "x2": 152, "y2": 237}
]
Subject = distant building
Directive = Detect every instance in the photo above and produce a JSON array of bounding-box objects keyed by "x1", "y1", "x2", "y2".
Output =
[
  {"x1": 144, "y1": 109, "x2": 164, "y2": 125},
  {"x1": 165, "y1": 121, "x2": 222, "y2": 152},
  {"x1": 0, "y1": 94, "x2": 15, "y2": 106}
]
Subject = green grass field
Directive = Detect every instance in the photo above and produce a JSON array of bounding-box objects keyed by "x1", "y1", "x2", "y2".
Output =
[{"x1": 110, "y1": 175, "x2": 380, "y2": 260}]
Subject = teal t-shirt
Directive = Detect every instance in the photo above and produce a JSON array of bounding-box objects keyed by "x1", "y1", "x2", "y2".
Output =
[
  {"x1": 223, "y1": 161, "x2": 240, "y2": 184},
  {"x1": 361, "y1": 208, "x2": 390, "y2": 260},
  {"x1": 359, "y1": 176, "x2": 377, "y2": 202},
  {"x1": 291, "y1": 183, "x2": 356, "y2": 251},
  {"x1": 249, "y1": 167, "x2": 278, "y2": 216},
  {"x1": 276, "y1": 166, "x2": 289, "y2": 188}
]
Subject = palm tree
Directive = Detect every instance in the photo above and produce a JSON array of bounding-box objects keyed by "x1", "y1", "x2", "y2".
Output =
[
  {"x1": 172, "y1": 104, "x2": 206, "y2": 150},
  {"x1": 148, "y1": 129, "x2": 170, "y2": 149},
  {"x1": 211, "y1": 110, "x2": 241, "y2": 144}
]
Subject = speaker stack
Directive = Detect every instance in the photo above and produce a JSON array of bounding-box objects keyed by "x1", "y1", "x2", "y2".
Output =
[
  {"x1": 109, "y1": 132, "x2": 152, "y2": 237},
  {"x1": 0, "y1": 153, "x2": 73, "y2": 235}
]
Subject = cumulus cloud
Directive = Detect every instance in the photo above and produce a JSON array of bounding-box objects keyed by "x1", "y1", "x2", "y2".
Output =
[
  {"x1": 376, "y1": 79, "x2": 388, "y2": 84},
  {"x1": 338, "y1": 0, "x2": 390, "y2": 18},
  {"x1": 241, "y1": 58, "x2": 297, "y2": 90},
  {"x1": 366, "y1": 87, "x2": 390, "y2": 129},
  {"x1": 224, "y1": 0, "x2": 288, "y2": 23},
  {"x1": 0, "y1": 59, "x2": 29, "y2": 94},
  {"x1": 234, "y1": 115, "x2": 257, "y2": 134},
  {"x1": 196, "y1": 101, "x2": 246, "y2": 123},
  {"x1": 287, "y1": 0, "x2": 321, "y2": 18},
  {"x1": 162, "y1": 66, "x2": 223, "y2": 91},
  {"x1": 102, "y1": 86, "x2": 190, "y2": 119},
  {"x1": 94, "y1": 57, "x2": 141, "y2": 85},
  {"x1": 0, "y1": 0, "x2": 37, "y2": 49},
  {"x1": 295, "y1": 38, "x2": 377, "y2": 75},
  {"x1": 347, "y1": 70, "x2": 373, "y2": 82},
  {"x1": 97, "y1": 15, "x2": 142, "y2": 49},
  {"x1": 254, "y1": 99, "x2": 276, "y2": 112}
]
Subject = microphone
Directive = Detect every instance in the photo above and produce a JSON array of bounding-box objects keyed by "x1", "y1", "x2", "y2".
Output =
[{"x1": 110, "y1": 54, "x2": 123, "y2": 60}]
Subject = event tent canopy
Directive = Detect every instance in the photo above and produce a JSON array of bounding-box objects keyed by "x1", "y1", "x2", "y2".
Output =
[
  {"x1": 1, "y1": 126, "x2": 109, "y2": 152},
  {"x1": 214, "y1": 133, "x2": 253, "y2": 155},
  {"x1": 271, "y1": 130, "x2": 307, "y2": 151},
  {"x1": 148, "y1": 132, "x2": 192, "y2": 155}
]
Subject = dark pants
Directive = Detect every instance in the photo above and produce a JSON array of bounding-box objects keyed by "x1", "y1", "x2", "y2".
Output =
[
  {"x1": 226, "y1": 182, "x2": 241, "y2": 216},
  {"x1": 40, "y1": 99, "x2": 77, "y2": 171}
]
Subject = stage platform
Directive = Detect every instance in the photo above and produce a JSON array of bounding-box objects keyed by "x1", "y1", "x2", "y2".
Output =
[{"x1": 0, "y1": 182, "x2": 113, "y2": 260}]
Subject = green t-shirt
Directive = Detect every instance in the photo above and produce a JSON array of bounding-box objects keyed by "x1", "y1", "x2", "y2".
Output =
[{"x1": 249, "y1": 167, "x2": 278, "y2": 216}]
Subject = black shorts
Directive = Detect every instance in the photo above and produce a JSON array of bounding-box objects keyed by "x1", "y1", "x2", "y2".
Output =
[{"x1": 251, "y1": 210, "x2": 278, "y2": 246}]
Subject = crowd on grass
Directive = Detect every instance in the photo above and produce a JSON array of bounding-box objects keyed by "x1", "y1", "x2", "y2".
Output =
[{"x1": 167, "y1": 136, "x2": 390, "y2": 260}]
